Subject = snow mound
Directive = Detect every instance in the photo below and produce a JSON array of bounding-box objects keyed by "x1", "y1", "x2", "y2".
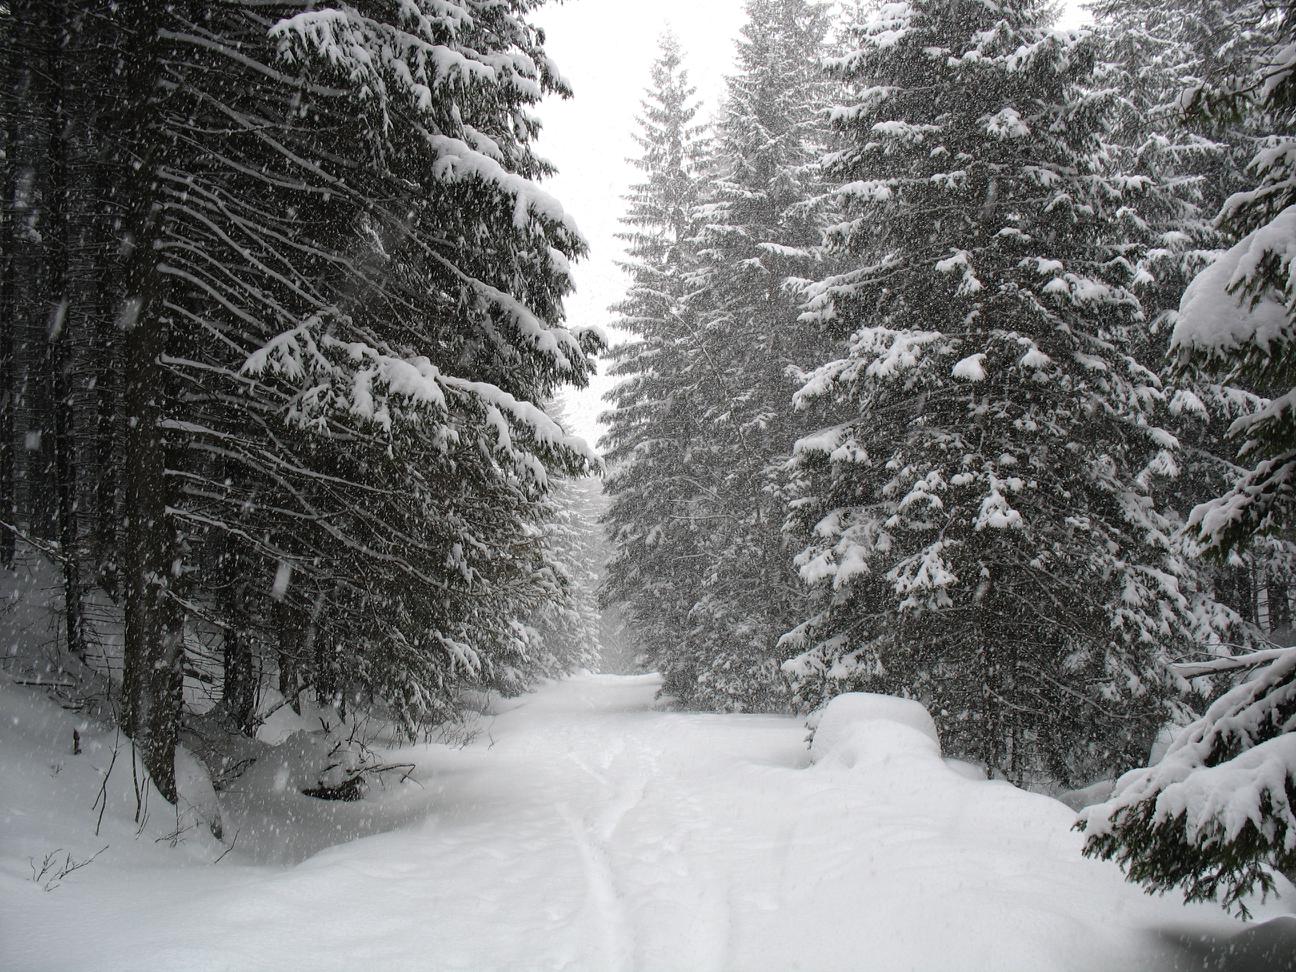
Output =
[
  {"x1": 240, "y1": 727, "x2": 370, "y2": 798},
  {"x1": 175, "y1": 744, "x2": 223, "y2": 840},
  {"x1": 809, "y1": 692, "x2": 942, "y2": 769}
]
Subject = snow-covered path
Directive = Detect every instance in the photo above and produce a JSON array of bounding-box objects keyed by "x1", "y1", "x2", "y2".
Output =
[{"x1": 3, "y1": 674, "x2": 1291, "y2": 970}]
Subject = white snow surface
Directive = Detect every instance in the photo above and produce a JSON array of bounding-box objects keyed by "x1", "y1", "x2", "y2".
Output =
[{"x1": 2, "y1": 673, "x2": 1291, "y2": 971}]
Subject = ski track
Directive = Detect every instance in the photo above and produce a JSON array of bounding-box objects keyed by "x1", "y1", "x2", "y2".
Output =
[
  {"x1": 558, "y1": 800, "x2": 634, "y2": 972},
  {"x1": 3, "y1": 672, "x2": 1291, "y2": 972}
]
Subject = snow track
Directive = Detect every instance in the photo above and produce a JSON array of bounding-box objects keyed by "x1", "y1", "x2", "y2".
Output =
[
  {"x1": 3, "y1": 673, "x2": 1293, "y2": 971},
  {"x1": 559, "y1": 800, "x2": 634, "y2": 972}
]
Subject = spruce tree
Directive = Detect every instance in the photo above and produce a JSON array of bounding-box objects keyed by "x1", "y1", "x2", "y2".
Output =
[
  {"x1": 2, "y1": 0, "x2": 598, "y2": 797},
  {"x1": 1080, "y1": 1, "x2": 1296, "y2": 914},
  {"x1": 1093, "y1": 0, "x2": 1294, "y2": 641},
  {"x1": 674, "y1": 0, "x2": 835, "y2": 711},
  {"x1": 527, "y1": 467, "x2": 605, "y2": 680},
  {"x1": 783, "y1": 0, "x2": 1208, "y2": 783},
  {"x1": 243, "y1": 1, "x2": 601, "y2": 733},
  {"x1": 601, "y1": 34, "x2": 711, "y2": 701}
]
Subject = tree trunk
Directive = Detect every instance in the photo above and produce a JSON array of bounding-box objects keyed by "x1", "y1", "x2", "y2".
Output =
[
  {"x1": 116, "y1": 1, "x2": 180, "y2": 803},
  {"x1": 0, "y1": 4, "x2": 29, "y2": 569},
  {"x1": 1269, "y1": 571, "x2": 1292, "y2": 635},
  {"x1": 220, "y1": 549, "x2": 257, "y2": 735},
  {"x1": 90, "y1": 152, "x2": 120, "y2": 590},
  {"x1": 42, "y1": 0, "x2": 82, "y2": 660},
  {"x1": 275, "y1": 599, "x2": 303, "y2": 716},
  {"x1": 222, "y1": 624, "x2": 258, "y2": 735}
]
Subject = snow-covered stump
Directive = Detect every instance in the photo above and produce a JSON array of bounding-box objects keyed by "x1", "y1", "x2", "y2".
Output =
[{"x1": 809, "y1": 692, "x2": 944, "y2": 770}]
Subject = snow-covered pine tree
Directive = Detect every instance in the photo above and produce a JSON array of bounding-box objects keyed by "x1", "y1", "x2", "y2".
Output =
[
  {"x1": 50, "y1": 0, "x2": 600, "y2": 795},
  {"x1": 1080, "y1": 2, "x2": 1296, "y2": 914},
  {"x1": 601, "y1": 34, "x2": 712, "y2": 700},
  {"x1": 783, "y1": 0, "x2": 1204, "y2": 784},
  {"x1": 673, "y1": 0, "x2": 835, "y2": 711},
  {"x1": 525, "y1": 466, "x2": 605, "y2": 681},
  {"x1": 229, "y1": 0, "x2": 601, "y2": 729},
  {"x1": 1092, "y1": 0, "x2": 1294, "y2": 644},
  {"x1": 1171, "y1": 11, "x2": 1296, "y2": 560},
  {"x1": 1092, "y1": 0, "x2": 1251, "y2": 306}
]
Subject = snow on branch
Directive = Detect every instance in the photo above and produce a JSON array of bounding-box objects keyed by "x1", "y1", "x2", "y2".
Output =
[
  {"x1": 425, "y1": 133, "x2": 584, "y2": 241},
  {"x1": 1079, "y1": 647, "x2": 1296, "y2": 916},
  {"x1": 1172, "y1": 206, "x2": 1296, "y2": 361},
  {"x1": 243, "y1": 313, "x2": 597, "y2": 480},
  {"x1": 270, "y1": 6, "x2": 495, "y2": 126}
]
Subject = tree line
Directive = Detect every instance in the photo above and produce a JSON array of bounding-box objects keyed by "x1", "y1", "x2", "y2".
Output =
[
  {"x1": 602, "y1": 0, "x2": 1294, "y2": 908},
  {"x1": 1, "y1": 0, "x2": 602, "y2": 802}
]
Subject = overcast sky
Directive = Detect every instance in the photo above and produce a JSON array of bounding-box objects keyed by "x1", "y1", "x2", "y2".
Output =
[{"x1": 534, "y1": 1, "x2": 1092, "y2": 449}]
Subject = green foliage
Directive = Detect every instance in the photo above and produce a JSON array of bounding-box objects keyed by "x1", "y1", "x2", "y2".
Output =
[
  {"x1": 1081, "y1": 0, "x2": 1296, "y2": 913},
  {"x1": 1080, "y1": 648, "x2": 1296, "y2": 917},
  {"x1": 783, "y1": 0, "x2": 1203, "y2": 783}
]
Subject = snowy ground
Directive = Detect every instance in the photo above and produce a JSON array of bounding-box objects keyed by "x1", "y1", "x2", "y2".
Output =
[{"x1": 2, "y1": 672, "x2": 1294, "y2": 971}]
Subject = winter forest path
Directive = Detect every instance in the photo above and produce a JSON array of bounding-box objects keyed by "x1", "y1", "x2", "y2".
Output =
[{"x1": 4, "y1": 674, "x2": 1287, "y2": 971}]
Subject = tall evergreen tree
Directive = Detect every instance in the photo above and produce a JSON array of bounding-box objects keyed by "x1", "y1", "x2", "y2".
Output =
[
  {"x1": 783, "y1": 0, "x2": 1219, "y2": 784},
  {"x1": 1081, "y1": 0, "x2": 1296, "y2": 915},
  {"x1": 601, "y1": 33, "x2": 711, "y2": 700},
  {"x1": 672, "y1": 0, "x2": 835, "y2": 711},
  {"x1": 1093, "y1": 0, "x2": 1294, "y2": 640},
  {"x1": 526, "y1": 464, "x2": 605, "y2": 680},
  {"x1": 2, "y1": 0, "x2": 599, "y2": 800}
]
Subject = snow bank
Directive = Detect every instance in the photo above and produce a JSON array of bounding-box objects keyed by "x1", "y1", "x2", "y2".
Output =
[
  {"x1": 809, "y1": 691, "x2": 942, "y2": 769},
  {"x1": 175, "y1": 745, "x2": 223, "y2": 840},
  {"x1": 0, "y1": 676, "x2": 224, "y2": 894}
]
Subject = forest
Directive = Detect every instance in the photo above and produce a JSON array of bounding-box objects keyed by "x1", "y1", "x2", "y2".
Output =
[
  {"x1": 0, "y1": 0, "x2": 608, "y2": 801},
  {"x1": 0, "y1": 0, "x2": 1294, "y2": 965},
  {"x1": 601, "y1": 0, "x2": 1294, "y2": 910}
]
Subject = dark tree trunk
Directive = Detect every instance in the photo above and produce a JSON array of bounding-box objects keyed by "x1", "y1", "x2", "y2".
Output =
[
  {"x1": 1269, "y1": 571, "x2": 1292, "y2": 635},
  {"x1": 220, "y1": 549, "x2": 257, "y2": 735},
  {"x1": 90, "y1": 153, "x2": 120, "y2": 589},
  {"x1": 276, "y1": 598, "x2": 303, "y2": 717},
  {"x1": 42, "y1": 0, "x2": 82, "y2": 660},
  {"x1": 222, "y1": 624, "x2": 258, "y2": 735},
  {"x1": 0, "y1": 4, "x2": 29, "y2": 569},
  {"x1": 116, "y1": 1, "x2": 180, "y2": 803},
  {"x1": 277, "y1": 645, "x2": 301, "y2": 717}
]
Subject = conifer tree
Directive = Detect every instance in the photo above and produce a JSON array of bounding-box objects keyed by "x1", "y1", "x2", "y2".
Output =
[
  {"x1": 601, "y1": 34, "x2": 711, "y2": 700},
  {"x1": 2, "y1": 0, "x2": 598, "y2": 798},
  {"x1": 783, "y1": 0, "x2": 1213, "y2": 783},
  {"x1": 673, "y1": 0, "x2": 835, "y2": 711},
  {"x1": 1093, "y1": 0, "x2": 1294, "y2": 640},
  {"x1": 241, "y1": 0, "x2": 601, "y2": 734},
  {"x1": 527, "y1": 469, "x2": 605, "y2": 679},
  {"x1": 1080, "y1": 1, "x2": 1296, "y2": 914}
]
